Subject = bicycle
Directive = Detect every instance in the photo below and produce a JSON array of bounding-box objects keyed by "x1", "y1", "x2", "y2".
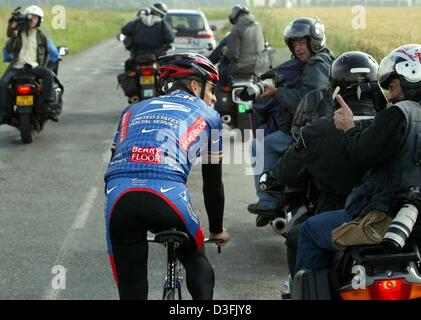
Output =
[{"x1": 147, "y1": 229, "x2": 222, "y2": 300}]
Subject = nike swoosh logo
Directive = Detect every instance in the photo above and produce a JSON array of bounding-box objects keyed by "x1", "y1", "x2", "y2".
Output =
[
  {"x1": 212, "y1": 139, "x2": 220, "y2": 144},
  {"x1": 142, "y1": 128, "x2": 159, "y2": 133},
  {"x1": 106, "y1": 185, "x2": 119, "y2": 195},
  {"x1": 160, "y1": 187, "x2": 175, "y2": 193}
]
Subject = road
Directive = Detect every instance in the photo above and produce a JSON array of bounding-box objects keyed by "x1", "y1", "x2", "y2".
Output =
[{"x1": 0, "y1": 37, "x2": 288, "y2": 300}]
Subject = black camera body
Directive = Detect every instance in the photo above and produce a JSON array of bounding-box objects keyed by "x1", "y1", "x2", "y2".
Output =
[{"x1": 9, "y1": 7, "x2": 29, "y2": 34}]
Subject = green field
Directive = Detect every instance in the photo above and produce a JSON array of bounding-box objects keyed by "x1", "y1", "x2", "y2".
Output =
[
  {"x1": 1, "y1": 6, "x2": 420, "y2": 74},
  {"x1": 206, "y1": 7, "x2": 421, "y2": 63}
]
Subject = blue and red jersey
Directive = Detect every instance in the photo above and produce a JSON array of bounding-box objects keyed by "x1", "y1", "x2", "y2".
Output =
[{"x1": 104, "y1": 90, "x2": 223, "y2": 183}]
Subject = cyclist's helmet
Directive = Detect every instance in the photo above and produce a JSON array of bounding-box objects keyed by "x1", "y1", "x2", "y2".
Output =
[
  {"x1": 378, "y1": 44, "x2": 421, "y2": 101},
  {"x1": 331, "y1": 51, "x2": 379, "y2": 97},
  {"x1": 229, "y1": 4, "x2": 250, "y2": 25},
  {"x1": 284, "y1": 17, "x2": 326, "y2": 56},
  {"x1": 150, "y1": 2, "x2": 168, "y2": 18},
  {"x1": 159, "y1": 53, "x2": 219, "y2": 83}
]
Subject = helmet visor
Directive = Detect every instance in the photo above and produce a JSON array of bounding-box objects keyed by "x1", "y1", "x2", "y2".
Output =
[{"x1": 284, "y1": 22, "x2": 312, "y2": 41}]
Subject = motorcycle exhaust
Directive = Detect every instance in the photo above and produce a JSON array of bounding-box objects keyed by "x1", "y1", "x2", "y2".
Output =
[
  {"x1": 271, "y1": 217, "x2": 287, "y2": 235},
  {"x1": 221, "y1": 114, "x2": 232, "y2": 124}
]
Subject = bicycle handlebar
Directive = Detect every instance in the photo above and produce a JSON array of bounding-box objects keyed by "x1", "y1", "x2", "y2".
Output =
[{"x1": 205, "y1": 238, "x2": 222, "y2": 254}]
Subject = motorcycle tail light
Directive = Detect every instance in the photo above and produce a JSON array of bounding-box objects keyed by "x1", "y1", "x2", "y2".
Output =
[
  {"x1": 17, "y1": 85, "x2": 32, "y2": 95},
  {"x1": 369, "y1": 279, "x2": 412, "y2": 300},
  {"x1": 341, "y1": 278, "x2": 421, "y2": 300}
]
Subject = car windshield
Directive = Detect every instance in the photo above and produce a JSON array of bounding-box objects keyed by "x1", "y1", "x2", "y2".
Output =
[{"x1": 166, "y1": 14, "x2": 206, "y2": 35}]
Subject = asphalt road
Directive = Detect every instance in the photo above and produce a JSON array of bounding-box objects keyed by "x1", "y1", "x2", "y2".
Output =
[{"x1": 0, "y1": 37, "x2": 288, "y2": 300}]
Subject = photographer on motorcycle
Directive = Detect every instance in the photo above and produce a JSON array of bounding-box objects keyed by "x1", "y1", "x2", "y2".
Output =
[
  {"x1": 221, "y1": 4, "x2": 269, "y2": 82},
  {"x1": 248, "y1": 17, "x2": 335, "y2": 217},
  {"x1": 269, "y1": 51, "x2": 382, "y2": 276},
  {"x1": 0, "y1": 5, "x2": 56, "y2": 124},
  {"x1": 295, "y1": 44, "x2": 421, "y2": 273},
  {"x1": 121, "y1": 2, "x2": 175, "y2": 72}
]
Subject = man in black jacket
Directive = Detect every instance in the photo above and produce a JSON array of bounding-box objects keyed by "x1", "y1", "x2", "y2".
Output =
[
  {"x1": 271, "y1": 51, "x2": 384, "y2": 276},
  {"x1": 121, "y1": 2, "x2": 174, "y2": 71},
  {"x1": 295, "y1": 44, "x2": 421, "y2": 273}
]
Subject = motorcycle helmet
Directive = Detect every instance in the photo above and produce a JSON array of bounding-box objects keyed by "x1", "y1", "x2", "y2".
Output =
[
  {"x1": 150, "y1": 2, "x2": 168, "y2": 18},
  {"x1": 23, "y1": 5, "x2": 44, "y2": 26},
  {"x1": 378, "y1": 44, "x2": 421, "y2": 101},
  {"x1": 331, "y1": 51, "x2": 379, "y2": 96},
  {"x1": 284, "y1": 17, "x2": 326, "y2": 56},
  {"x1": 137, "y1": 7, "x2": 150, "y2": 17},
  {"x1": 228, "y1": 4, "x2": 249, "y2": 25}
]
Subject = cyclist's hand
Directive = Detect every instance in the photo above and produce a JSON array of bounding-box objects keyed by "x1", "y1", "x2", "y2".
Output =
[{"x1": 210, "y1": 228, "x2": 230, "y2": 246}]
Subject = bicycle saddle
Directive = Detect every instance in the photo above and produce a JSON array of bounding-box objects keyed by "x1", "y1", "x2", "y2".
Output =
[{"x1": 154, "y1": 230, "x2": 190, "y2": 246}]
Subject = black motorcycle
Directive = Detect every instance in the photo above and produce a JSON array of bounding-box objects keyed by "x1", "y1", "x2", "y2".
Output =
[
  {"x1": 4, "y1": 47, "x2": 67, "y2": 144},
  {"x1": 260, "y1": 174, "x2": 421, "y2": 300}
]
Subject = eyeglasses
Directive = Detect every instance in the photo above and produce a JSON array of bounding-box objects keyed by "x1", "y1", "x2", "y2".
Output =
[{"x1": 205, "y1": 81, "x2": 217, "y2": 95}]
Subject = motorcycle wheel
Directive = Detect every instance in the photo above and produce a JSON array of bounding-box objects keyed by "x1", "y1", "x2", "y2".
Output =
[{"x1": 19, "y1": 114, "x2": 34, "y2": 144}]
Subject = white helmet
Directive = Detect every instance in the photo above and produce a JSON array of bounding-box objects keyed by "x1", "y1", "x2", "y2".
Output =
[
  {"x1": 24, "y1": 5, "x2": 44, "y2": 21},
  {"x1": 379, "y1": 44, "x2": 421, "y2": 100}
]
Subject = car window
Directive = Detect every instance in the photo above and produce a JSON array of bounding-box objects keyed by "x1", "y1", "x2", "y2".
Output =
[{"x1": 166, "y1": 14, "x2": 206, "y2": 32}]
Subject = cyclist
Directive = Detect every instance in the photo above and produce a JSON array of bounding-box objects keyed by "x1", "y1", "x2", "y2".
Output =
[{"x1": 104, "y1": 53, "x2": 230, "y2": 300}]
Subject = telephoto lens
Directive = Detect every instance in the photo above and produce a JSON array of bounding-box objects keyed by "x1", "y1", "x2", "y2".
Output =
[
  {"x1": 240, "y1": 78, "x2": 276, "y2": 101},
  {"x1": 382, "y1": 204, "x2": 419, "y2": 252}
]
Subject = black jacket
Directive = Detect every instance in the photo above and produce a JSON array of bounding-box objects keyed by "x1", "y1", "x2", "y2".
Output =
[
  {"x1": 122, "y1": 15, "x2": 175, "y2": 58},
  {"x1": 274, "y1": 48, "x2": 335, "y2": 133},
  {"x1": 272, "y1": 98, "x2": 376, "y2": 213}
]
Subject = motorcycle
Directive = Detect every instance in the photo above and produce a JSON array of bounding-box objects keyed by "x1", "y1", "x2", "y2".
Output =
[
  {"x1": 117, "y1": 34, "x2": 167, "y2": 104},
  {"x1": 3, "y1": 46, "x2": 68, "y2": 144},
  {"x1": 260, "y1": 173, "x2": 421, "y2": 300}
]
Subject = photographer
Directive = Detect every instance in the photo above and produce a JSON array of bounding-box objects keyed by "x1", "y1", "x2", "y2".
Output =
[
  {"x1": 0, "y1": 5, "x2": 55, "y2": 124},
  {"x1": 248, "y1": 17, "x2": 335, "y2": 217}
]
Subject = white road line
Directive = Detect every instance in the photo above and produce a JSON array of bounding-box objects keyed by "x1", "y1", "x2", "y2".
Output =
[{"x1": 42, "y1": 149, "x2": 111, "y2": 300}]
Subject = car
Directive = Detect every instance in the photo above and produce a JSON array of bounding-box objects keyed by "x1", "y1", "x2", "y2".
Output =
[{"x1": 165, "y1": 9, "x2": 217, "y2": 57}]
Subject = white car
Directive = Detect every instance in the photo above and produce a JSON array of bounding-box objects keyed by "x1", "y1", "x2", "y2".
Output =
[{"x1": 165, "y1": 9, "x2": 217, "y2": 57}]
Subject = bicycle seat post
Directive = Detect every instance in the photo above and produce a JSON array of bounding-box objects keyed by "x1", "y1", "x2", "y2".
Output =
[{"x1": 165, "y1": 239, "x2": 177, "y2": 300}]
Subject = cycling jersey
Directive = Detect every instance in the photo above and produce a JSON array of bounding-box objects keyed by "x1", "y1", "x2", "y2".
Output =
[{"x1": 104, "y1": 90, "x2": 223, "y2": 184}]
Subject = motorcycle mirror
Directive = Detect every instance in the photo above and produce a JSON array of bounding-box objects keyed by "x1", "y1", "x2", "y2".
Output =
[
  {"x1": 57, "y1": 46, "x2": 69, "y2": 56},
  {"x1": 117, "y1": 33, "x2": 126, "y2": 42}
]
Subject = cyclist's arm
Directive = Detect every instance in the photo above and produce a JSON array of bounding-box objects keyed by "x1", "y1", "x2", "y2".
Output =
[{"x1": 202, "y1": 160, "x2": 224, "y2": 234}]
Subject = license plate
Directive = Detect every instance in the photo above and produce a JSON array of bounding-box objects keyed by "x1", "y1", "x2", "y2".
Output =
[
  {"x1": 140, "y1": 75, "x2": 155, "y2": 85},
  {"x1": 143, "y1": 89, "x2": 154, "y2": 98},
  {"x1": 175, "y1": 37, "x2": 190, "y2": 44},
  {"x1": 16, "y1": 95, "x2": 34, "y2": 106}
]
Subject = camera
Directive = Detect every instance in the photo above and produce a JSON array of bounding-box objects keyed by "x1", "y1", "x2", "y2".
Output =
[
  {"x1": 8, "y1": 7, "x2": 29, "y2": 34},
  {"x1": 382, "y1": 203, "x2": 419, "y2": 252},
  {"x1": 239, "y1": 69, "x2": 286, "y2": 101}
]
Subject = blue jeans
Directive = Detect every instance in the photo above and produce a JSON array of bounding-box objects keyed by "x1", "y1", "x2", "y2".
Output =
[
  {"x1": 296, "y1": 209, "x2": 353, "y2": 272},
  {"x1": 251, "y1": 130, "x2": 293, "y2": 208}
]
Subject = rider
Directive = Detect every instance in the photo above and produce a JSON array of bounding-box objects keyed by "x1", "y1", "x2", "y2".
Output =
[
  {"x1": 270, "y1": 51, "x2": 383, "y2": 276},
  {"x1": 121, "y1": 2, "x2": 174, "y2": 72},
  {"x1": 295, "y1": 44, "x2": 421, "y2": 273},
  {"x1": 0, "y1": 5, "x2": 55, "y2": 124},
  {"x1": 221, "y1": 4, "x2": 269, "y2": 81},
  {"x1": 248, "y1": 17, "x2": 335, "y2": 217},
  {"x1": 104, "y1": 53, "x2": 230, "y2": 300}
]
